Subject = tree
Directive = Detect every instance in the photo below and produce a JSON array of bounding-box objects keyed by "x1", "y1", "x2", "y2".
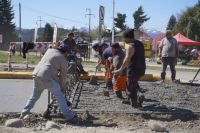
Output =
[
  {"x1": 133, "y1": 6, "x2": 150, "y2": 29},
  {"x1": 166, "y1": 15, "x2": 177, "y2": 30},
  {"x1": 114, "y1": 13, "x2": 127, "y2": 31},
  {"x1": 43, "y1": 23, "x2": 53, "y2": 42},
  {"x1": 174, "y1": 1, "x2": 200, "y2": 41},
  {"x1": 0, "y1": 0, "x2": 16, "y2": 47}
]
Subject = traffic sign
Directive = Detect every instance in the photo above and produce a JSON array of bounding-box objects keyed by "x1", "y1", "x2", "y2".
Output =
[{"x1": 99, "y1": 6, "x2": 105, "y2": 24}]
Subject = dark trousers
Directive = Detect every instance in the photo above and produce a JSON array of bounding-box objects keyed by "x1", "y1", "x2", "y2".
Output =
[
  {"x1": 161, "y1": 57, "x2": 176, "y2": 80},
  {"x1": 127, "y1": 70, "x2": 144, "y2": 102}
]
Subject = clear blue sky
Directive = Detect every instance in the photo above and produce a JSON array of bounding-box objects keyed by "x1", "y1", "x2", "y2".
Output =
[{"x1": 12, "y1": 0, "x2": 198, "y2": 31}]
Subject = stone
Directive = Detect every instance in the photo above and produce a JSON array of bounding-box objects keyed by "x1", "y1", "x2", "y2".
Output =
[
  {"x1": 148, "y1": 120, "x2": 168, "y2": 132},
  {"x1": 5, "y1": 119, "x2": 24, "y2": 128},
  {"x1": 45, "y1": 121, "x2": 61, "y2": 130}
]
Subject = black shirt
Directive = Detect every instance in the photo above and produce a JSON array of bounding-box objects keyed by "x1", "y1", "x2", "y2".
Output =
[
  {"x1": 127, "y1": 40, "x2": 146, "y2": 76},
  {"x1": 63, "y1": 38, "x2": 77, "y2": 54}
]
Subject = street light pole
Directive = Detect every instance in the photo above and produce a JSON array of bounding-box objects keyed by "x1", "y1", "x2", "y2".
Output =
[{"x1": 112, "y1": 0, "x2": 115, "y2": 43}]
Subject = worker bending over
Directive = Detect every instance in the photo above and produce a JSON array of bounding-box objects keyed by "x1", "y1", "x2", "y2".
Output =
[
  {"x1": 92, "y1": 43, "x2": 113, "y2": 89},
  {"x1": 20, "y1": 42, "x2": 74, "y2": 122}
]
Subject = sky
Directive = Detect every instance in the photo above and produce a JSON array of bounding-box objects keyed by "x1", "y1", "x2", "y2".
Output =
[{"x1": 12, "y1": 0, "x2": 198, "y2": 31}]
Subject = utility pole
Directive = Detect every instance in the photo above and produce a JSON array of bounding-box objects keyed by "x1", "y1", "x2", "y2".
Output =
[
  {"x1": 19, "y1": 2, "x2": 22, "y2": 55},
  {"x1": 112, "y1": 0, "x2": 115, "y2": 43},
  {"x1": 37, "y1": 16, "x2": 44, "y2": 41},
  {"x1": 85, "y1": 8, "x2": 95, "y2": 61},
  {"x1": 85, "y1": 8, "x2": 95, "y2": 43}
]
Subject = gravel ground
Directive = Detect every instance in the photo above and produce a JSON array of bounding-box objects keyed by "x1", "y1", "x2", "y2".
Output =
[
  {"x1": 0, "y1": 81, "x2": 200, "y2": 132},
  {"x1": 73, "y1": 81, "x2": 200, "y2": 113}
]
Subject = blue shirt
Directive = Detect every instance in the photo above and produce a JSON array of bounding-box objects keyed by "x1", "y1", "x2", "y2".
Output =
[{"x1": 102, "y1": 47, "x2": 112, "y2": 60}]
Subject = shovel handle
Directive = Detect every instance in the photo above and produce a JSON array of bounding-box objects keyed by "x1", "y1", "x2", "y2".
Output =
[{"x1": 94, "y1": 67, "x2": 97, "y2": 76}]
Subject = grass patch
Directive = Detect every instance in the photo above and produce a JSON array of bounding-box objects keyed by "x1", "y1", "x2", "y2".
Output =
[{"x1": 0, "y1": 51, "x2": 41, "y2": 64}]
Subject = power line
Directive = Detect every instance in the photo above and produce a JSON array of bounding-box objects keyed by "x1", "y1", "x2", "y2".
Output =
[
  {"x1": 37, "y1": 16, "x2": 44, "y2": 28},
  {"x1": 22, "y1": 5, "x2": 88, "y2": 26}
]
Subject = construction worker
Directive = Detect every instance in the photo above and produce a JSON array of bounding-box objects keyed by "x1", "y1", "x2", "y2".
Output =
[
  {"x1": 113, "y1": 29, "x2": 146, "y2": 107},
  {"x1": 92, "y1": 43, "x2": 113, "y2": 89},
  {"x1": 111, "y1": 43, "x2": 127, "y2": 99},
  {"x1": 63, "y1": 32, "x2": 88, "y2": 74},
  {"x1": 20, "y1": 42, "x2": 74, "y2": 122}
]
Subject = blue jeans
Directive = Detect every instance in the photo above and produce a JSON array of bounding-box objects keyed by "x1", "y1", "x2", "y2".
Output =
[
  {"x1": 21, "y1": 76, "x2": 74, "y2": 121},
  {"x1": 161, "y1": 57, "x2": 176, "y2": 80}
]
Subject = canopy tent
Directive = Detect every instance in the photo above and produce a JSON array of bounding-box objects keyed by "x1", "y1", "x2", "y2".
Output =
[
  {"x1": 174, "y1": 33, "x2": 200, "y2": 46},
  {"x1": 154, "y1": 33, "x2": 200, "y2": 46}
]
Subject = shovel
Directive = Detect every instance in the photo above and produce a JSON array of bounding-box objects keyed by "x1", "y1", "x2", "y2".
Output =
[{"x1": 89, "y1": 67, "x2": 98, "y2": 85}]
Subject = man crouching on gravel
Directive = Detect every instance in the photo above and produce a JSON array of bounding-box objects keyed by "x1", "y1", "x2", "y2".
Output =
[
  {"x1": 113, "y1": 29, "x2": 146, "y2": 108},
  {"x1": 20, "y1": 41, "x2": 74, "y2": 122}
]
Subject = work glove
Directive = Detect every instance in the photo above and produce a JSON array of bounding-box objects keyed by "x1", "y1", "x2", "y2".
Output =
[{"x1": 108, "y1": 57, "x2": 113, "y2": 63}]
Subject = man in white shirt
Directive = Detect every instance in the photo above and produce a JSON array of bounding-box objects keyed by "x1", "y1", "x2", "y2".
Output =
[{"x1": 159, "y1": 30, "x2": 179, "y2": 82}]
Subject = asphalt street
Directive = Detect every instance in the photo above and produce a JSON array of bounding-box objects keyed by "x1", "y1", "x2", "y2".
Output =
[{"x1": 0, "y1": 79, "x2": 48, "y2": 113}]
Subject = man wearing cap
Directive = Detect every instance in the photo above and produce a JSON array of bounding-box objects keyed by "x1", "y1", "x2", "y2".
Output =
[
  {"x1": 20, "y1": 42, "x2": 74, "y2": 122},
  {"x1": 63, "y1": 32, "x2": 87, "y2": 74},
  {"x1": 158, "y1": 30, "x2": 179, "y2": 82},
  {"x1": 111, "y1": 43, "x2": 126, "y2": 99},
  {"x1": 92, "y1": 43, "x2": 113, "y2": 89},
  {"x1": 113, "y1": 29, "x2": 146, "y2": 107}
]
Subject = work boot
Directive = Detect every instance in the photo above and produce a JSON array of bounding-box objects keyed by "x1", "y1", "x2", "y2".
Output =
[
  {"x1": 116, "y1": 91, "x2": 123, "y2": 99},
  {"x1": 122, "y1": 98, "x2": 131, "y2": 105},
  {"x1": 137, "y1": 93, "x2": 145, "y2": 107},
  {"x1": 106, "y1": 81, "x2": 113, "y2": 90},
  {"x1": 130, "y1": 98, "x2": 138, "y2": 108}
]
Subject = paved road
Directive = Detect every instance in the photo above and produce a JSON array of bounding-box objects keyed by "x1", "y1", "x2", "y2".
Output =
[
  {"x1": 146, "y1": 69, "x2": 200, "y2": 83},
  {"x1": 0, "y1": 68, "x2": 199, "y2": 113},
  {"x1": 0, "y1": 79, "x2": 48, "y2": 113}
]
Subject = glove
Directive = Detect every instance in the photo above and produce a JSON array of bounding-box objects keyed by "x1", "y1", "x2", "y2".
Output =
[{"x1": 108, "y1": 57, "x2": 113, "y2": 63}]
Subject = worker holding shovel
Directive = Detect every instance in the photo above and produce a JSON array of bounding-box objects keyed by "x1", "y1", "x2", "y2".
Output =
[{"x1": 92, "y1": 43, "x2": 113, "y2": 89}]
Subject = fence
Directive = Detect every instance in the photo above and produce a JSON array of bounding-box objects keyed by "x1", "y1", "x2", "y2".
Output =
[{"x1": 8, "y1": 42, "x2": 52, "y2": 71}]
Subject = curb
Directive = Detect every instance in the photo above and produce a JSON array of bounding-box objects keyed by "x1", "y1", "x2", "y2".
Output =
[
  {"x1": 0, "y1": 71, "x2": 165, "y2": 81},
  {"x1": 0, "y1": 72, "x2": 32, "y2": 79}
]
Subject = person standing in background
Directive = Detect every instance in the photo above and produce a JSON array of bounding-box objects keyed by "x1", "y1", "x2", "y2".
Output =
[{"x1": 158, "y1": 30, "x2": 179, "y2": 83}]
